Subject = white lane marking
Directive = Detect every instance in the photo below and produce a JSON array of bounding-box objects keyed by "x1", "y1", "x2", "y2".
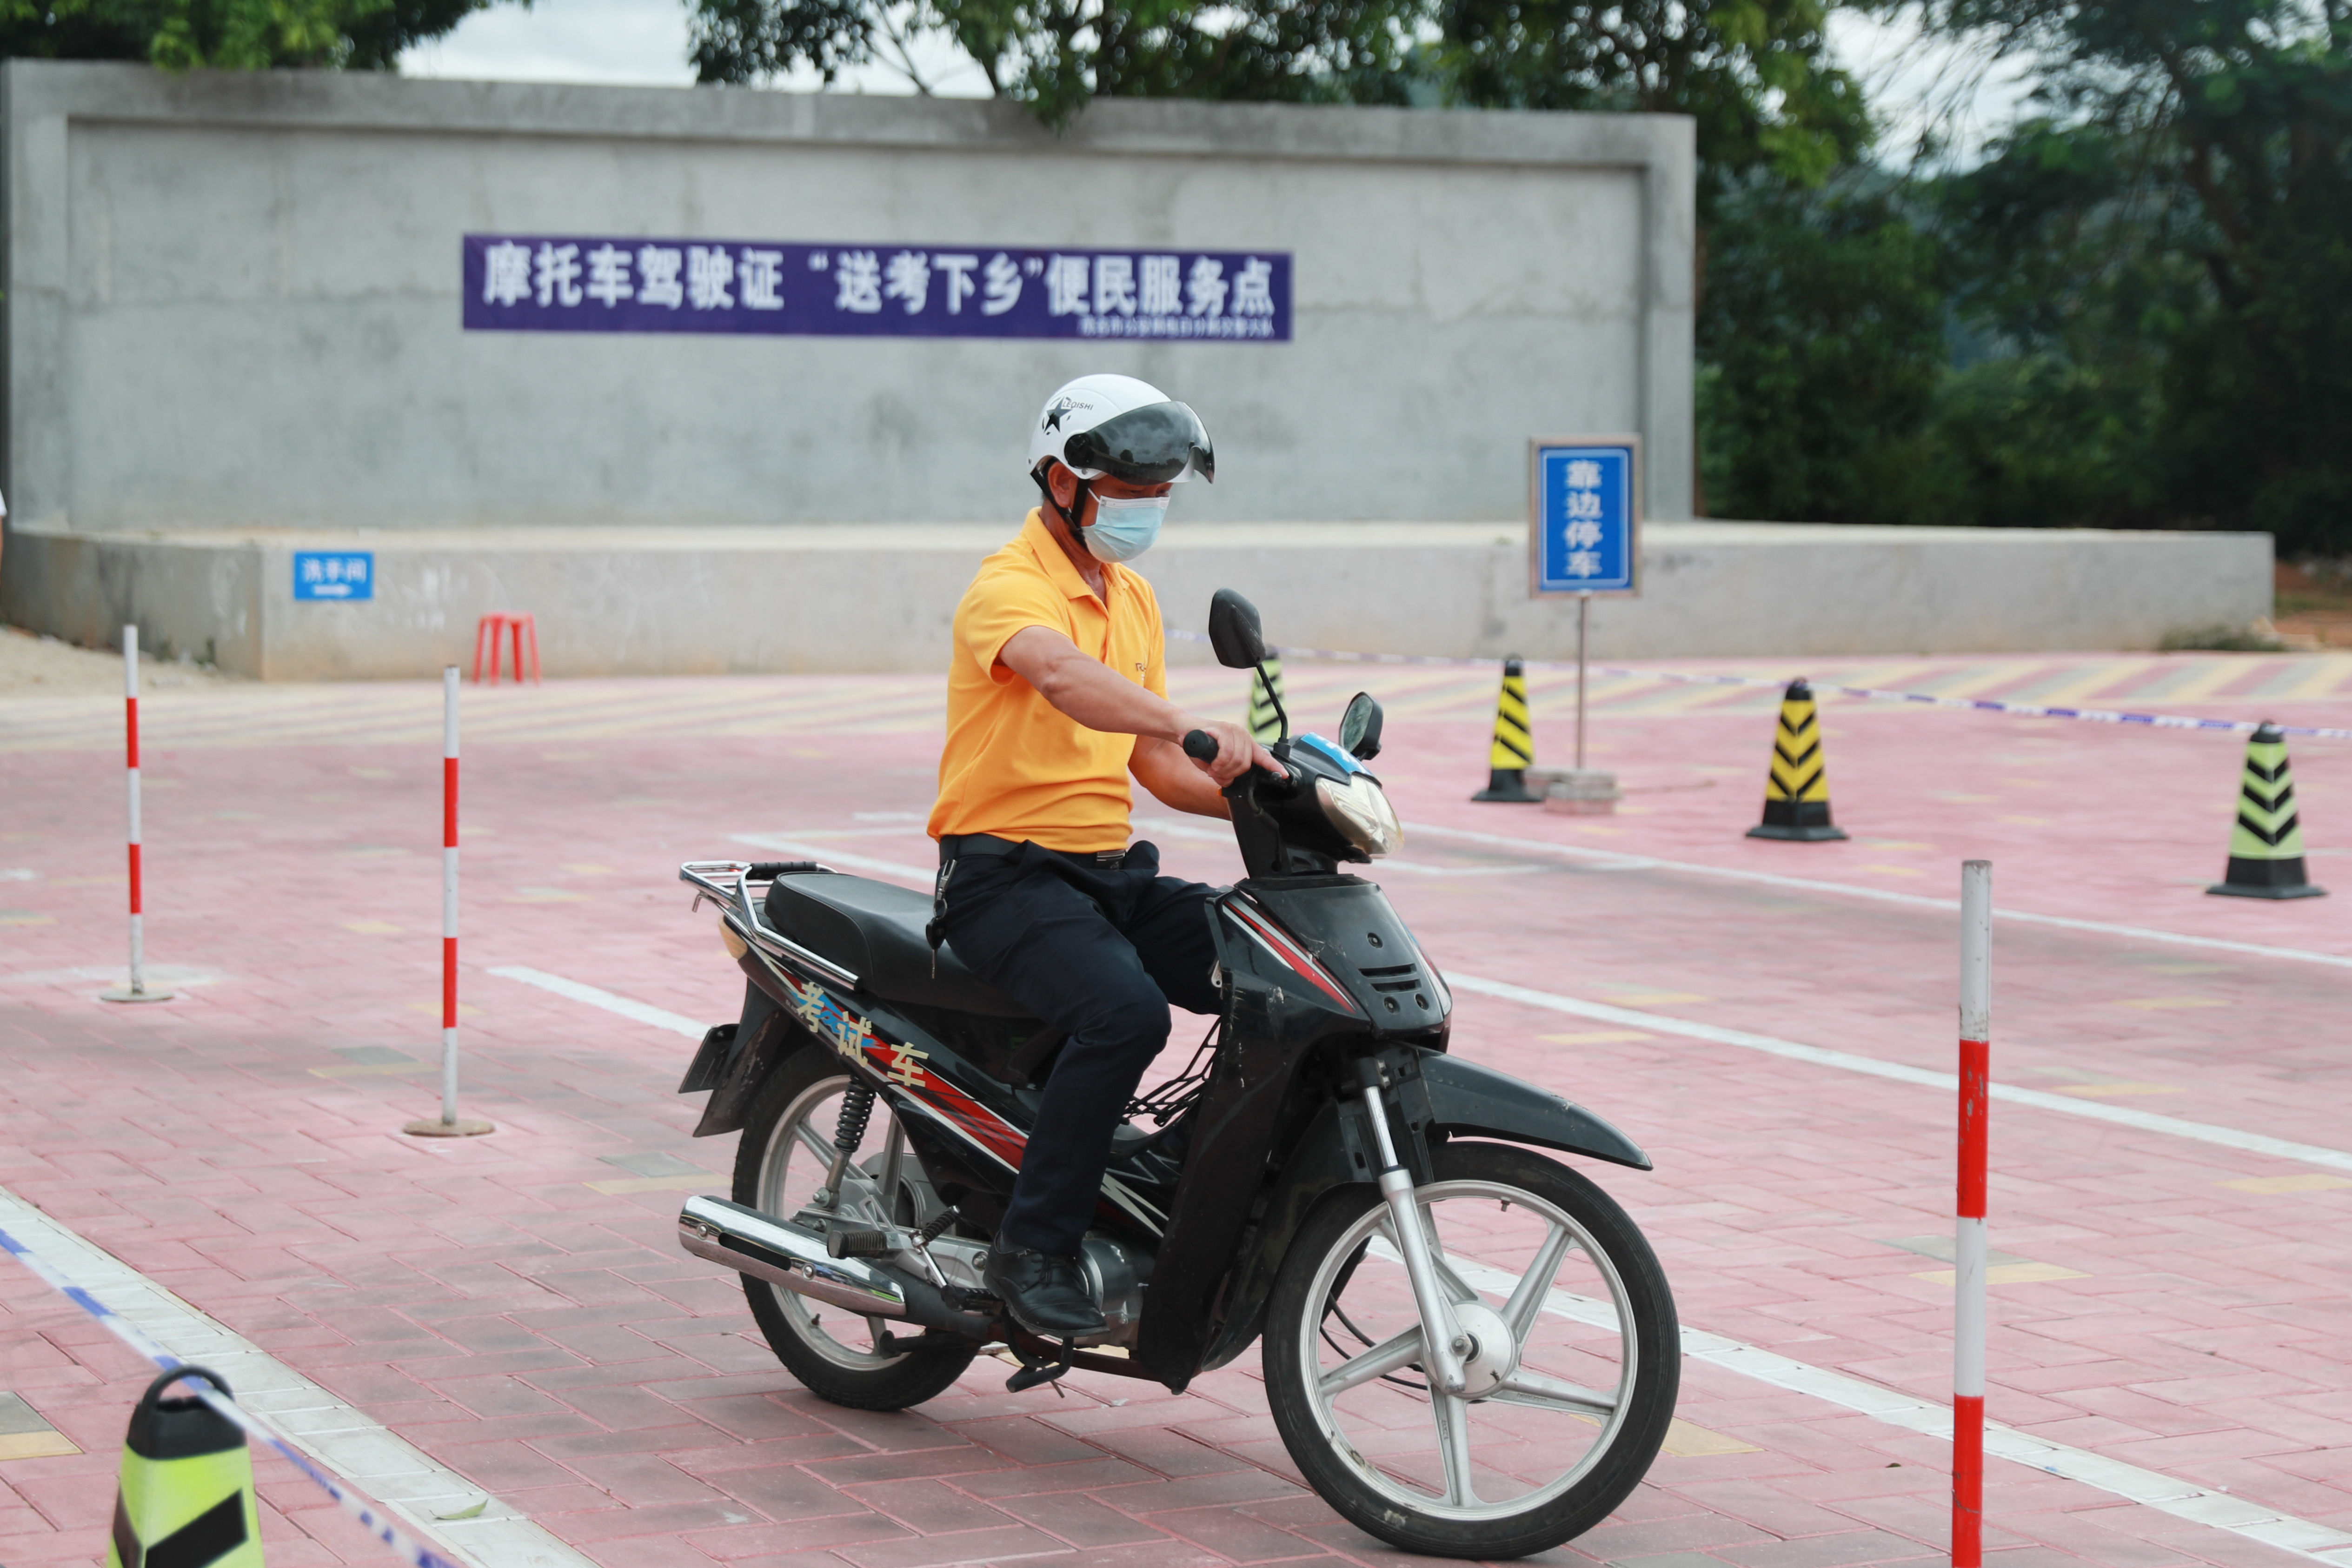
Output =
[
  {"x1": 1432, "y1": 1250, "x2": 2352, "y2": 1566},
  {"x1": 730, "y1": 834, "x2": 934, "y2": 885},
  {"x1": 1410, "y1": 822, "x2": 2352, "y2": 972},
  {"x1": 0, "y1": 1186, "x2": 603, "y2": 1568},
  {"x1": 488, "y1": 965, "x2": 706, "y2": 1038},
  {"x1": 1448, "y1": 972, "x2": 2352, "y2": 1176}
]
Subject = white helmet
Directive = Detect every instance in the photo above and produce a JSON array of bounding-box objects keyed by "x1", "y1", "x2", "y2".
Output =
[{"x1": 1027, "y1": 374, "x2": 1215, "y2": 485}]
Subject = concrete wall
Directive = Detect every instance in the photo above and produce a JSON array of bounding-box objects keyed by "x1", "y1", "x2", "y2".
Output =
[
  {"x1": 0, "y1": 61, "x2": 1695, "y2": 544},
  {"x1": 3, "y1": 519, "x2": 2272, "y2": 679}
]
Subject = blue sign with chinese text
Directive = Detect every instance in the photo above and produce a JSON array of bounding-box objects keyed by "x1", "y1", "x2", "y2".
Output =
[
  {"x1": 294, "y1": 551, "x2": 373, "y2": 601},
  {"x1": 1532, "y1": 444, "x2": 1636, "y2": 595},
  {"x1": 463, "y1": 236, "x2": 1291, "y2": 342}
]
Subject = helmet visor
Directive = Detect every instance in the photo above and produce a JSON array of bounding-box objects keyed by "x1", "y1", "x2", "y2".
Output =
[{"x1": 1064, "y1": 401, "x2": 1216, "y2": 485}]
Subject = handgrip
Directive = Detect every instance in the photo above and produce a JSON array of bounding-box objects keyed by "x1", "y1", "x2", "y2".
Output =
[{"x1": 1183, "y1": 730, "x2": 1220, "y2": 763}]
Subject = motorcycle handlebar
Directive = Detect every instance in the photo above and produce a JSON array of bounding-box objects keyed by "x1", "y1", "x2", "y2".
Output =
[{"x1": 1183, "y1": 730, "x2": 1220, "y2": 762}]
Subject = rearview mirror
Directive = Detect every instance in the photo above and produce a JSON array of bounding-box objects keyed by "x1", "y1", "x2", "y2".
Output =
[
  {"x1": 1208, "y1": 589, "x2": 1266, "y2": 670},
  {"x1": 1339, "y1": 692, "x2": 1384, "y2": 761}
]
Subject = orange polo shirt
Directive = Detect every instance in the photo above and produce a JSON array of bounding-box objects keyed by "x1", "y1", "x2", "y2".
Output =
[{"x1": 928, "y1": 509, "x2": 1166, "y2": 854}]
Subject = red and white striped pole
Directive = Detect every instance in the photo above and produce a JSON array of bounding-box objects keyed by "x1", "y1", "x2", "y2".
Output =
[
  {"x1": 405, "y1": 667, "x2": 491, "y2": 1137},
  {"x1": 100, "y1": 626, "x2": 173, "y2": 1004},
  {"x1": 1953, "y1": 859, "x2": 1991, "y2": 1566}
]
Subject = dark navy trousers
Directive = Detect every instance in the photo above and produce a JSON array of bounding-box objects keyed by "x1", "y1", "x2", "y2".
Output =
[{"x1": 938, "y1": 839, "x2": 1220, "y2": 1256}]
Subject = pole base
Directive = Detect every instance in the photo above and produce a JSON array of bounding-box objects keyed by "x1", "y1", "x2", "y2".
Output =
[
  {"x1": 1746, "y1": 824, "x2": 1849, "y2": 842},
  {"x1": 402, "y1": 1117, "x2": 495, "y2": 1138},
  {"x1": 98, "y1": 987, "x2": 176, "y2": 1004}
]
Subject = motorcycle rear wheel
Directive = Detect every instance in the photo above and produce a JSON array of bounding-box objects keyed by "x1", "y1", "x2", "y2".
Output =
[
  {"x1": 734, "y1": 1050, "x2": 978, "y2": 1410},
  {"x1": 1264, "y1": 1141, "x2": 1678, "y2": 1559}
]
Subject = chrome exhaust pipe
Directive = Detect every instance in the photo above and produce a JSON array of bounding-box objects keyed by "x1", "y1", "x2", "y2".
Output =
[{"x1": 679, "y1": 1196, "x2": 910, "y2": 1319}]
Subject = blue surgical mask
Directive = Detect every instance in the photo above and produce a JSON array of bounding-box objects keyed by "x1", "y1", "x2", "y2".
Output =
[{"x1": 1083, "y1": 494, "x2": 1169, "y2": 563}]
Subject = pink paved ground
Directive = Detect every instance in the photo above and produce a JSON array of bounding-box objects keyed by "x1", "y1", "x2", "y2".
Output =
[{"x1": 4, "y1": 653, "x2": 2351, "y2": 1568}]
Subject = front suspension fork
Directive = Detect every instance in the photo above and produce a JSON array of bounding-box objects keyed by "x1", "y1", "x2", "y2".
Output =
[{"x1": 1356, "y1": 1062, "x2": 1468, "y2": 1395}]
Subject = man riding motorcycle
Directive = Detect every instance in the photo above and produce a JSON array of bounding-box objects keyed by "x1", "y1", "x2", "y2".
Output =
[{"x1": 926, "y1": 372, "x2": 1280, "y2": 1340}]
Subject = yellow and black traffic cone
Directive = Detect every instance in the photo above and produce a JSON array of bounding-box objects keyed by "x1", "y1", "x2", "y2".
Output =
[
  {"x1": 2208, "y1": 722, "x2": 2326, "y2": 899},
  {"x1": 1249, "y1": 656, "x2": 1287, "y2": 744},
  {"x1": 1747, "y1": 678, "x2": 1848, "y2": 841},
  {"x1": 106, "y1": 1367, "x2": 264, "y2": 1568},
  {"x1": 1472, "y1": 657, "x2": 1541, "y2": 802}
]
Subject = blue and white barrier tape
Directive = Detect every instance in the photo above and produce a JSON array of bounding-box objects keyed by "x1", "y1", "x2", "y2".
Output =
[
  {"x1": 1169, "y1": 630, "x2": 2352, "y2": 742},
  {"x1": 0, "y1": 1221, "x2": 466, "y2": 1568}
]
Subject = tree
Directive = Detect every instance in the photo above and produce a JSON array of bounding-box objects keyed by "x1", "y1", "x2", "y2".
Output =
[
  {"x1": 1428, "y1": 0, "x2": 1873, "y2": 209},
  {"x1": 1905, "y1": 0, "x2": 2352, "y2": 549},
  {"x1": 689, "y1": 0, "x2": 1873, "y2": 192},
  {"x1": 2, "y1": 0, "x2": 509, "y2": 69},
  {"x1": 1696, "y1": 170, "x2": 1950, "y2": 521},
  {"x1": 690, "y1": 0, "x2": 1425, "y2": 125}
]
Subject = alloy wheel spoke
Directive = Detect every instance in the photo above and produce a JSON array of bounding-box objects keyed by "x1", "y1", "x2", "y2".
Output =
[
  {"x1": 1318, "y1": 1325, "x2": 1425, "y2": 1396},
  {"x1": 1492, "y1": 1366, "x2": 1618, "y2": 1417},
  {"x1": 793, "y1": 1120, "x2": 839, "y2": 1165},
  {"x1": 1503, "y1": 1222, "x2": 1576, "y2": 1340},
  {"x1": 1432, "y1": 1393, "x2": 1479, "y2": 1506}
]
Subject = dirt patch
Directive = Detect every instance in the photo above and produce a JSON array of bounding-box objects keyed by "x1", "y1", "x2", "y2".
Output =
[
  {"x1": 2274, "y1": 561, "x2": 2352, "y2": 649},
  {"x1": 0, "y1": 624, "x2": 243, "y2": 698}
]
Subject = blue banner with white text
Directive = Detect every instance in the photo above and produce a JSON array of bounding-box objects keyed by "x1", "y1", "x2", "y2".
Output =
[{"x1": 463, "y1": 236, "x2": 1290, "y2": 342}]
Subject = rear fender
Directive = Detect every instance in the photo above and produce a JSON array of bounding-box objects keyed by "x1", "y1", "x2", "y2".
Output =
[{"x1": 687, "y1": 979, "x2": 817, "y2": 1137}]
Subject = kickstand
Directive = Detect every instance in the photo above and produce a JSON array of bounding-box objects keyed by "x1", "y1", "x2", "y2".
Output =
[{"x1": 1004, "y1": 1337, "x2": 1075, "y2": 1395}]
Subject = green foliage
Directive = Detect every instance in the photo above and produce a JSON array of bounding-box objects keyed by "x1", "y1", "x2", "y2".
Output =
[
  {"x1": 3, "y1": 0, "x2": 506, "y2": 69},
  {"x1": 1430, "y1": 0, "x2": 1873, "y2": 205},
  {"x1": 1905, "y1": 0, "x2": 2352, "y2": 550},
  {"x1": 1696, "y1": 172, "x2": 1949, "y2": 521},
  {"x1": 690, "y1": 0, "x2": 1423, "y2": 123},
  {"x1": 688, "y1": 0, "x2": 1869, "y2": 197}
]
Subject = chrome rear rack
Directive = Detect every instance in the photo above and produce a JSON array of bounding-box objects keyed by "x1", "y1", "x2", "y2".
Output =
[{"x1": 678, "y1": 859, "x2": 863, "y2": 990}]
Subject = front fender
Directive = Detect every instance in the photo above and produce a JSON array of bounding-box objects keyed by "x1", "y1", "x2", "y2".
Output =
[{"x1": 1416, "y1": 1052, "x2": 1651, "y2": 1171}]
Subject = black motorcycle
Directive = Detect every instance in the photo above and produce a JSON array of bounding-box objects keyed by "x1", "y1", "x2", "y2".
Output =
[{"x1": 671, "y1": 590, "x2": 1678, "y2": 1559}]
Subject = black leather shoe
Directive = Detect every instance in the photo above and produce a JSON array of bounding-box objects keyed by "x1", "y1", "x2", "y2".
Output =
[{"x1": 983, "y1": 1246, "x2": 1106, "y2": 1337}]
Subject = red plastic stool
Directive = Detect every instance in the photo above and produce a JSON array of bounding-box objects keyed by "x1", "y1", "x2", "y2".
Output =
[{"x1": 472, "y1": 612, "x2": 540, "y2": 685}]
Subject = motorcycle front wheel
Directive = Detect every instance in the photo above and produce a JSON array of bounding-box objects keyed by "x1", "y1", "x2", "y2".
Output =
[
  {"x1": 1264, "y1": 1141, "x2": 1678, "y2": 1559},
  {"x1": 734, "y1": 1050, "x2": 978, "y2": 1410}
]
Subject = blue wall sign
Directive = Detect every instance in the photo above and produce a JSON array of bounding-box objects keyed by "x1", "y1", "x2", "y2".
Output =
[
  {"x1": 294, "y1": 551, "x2": 374, "y2": 601},
  {"x1": 463, "y1": 236, "x2": 1291, "y2": 343},
  {"x1": 1530, "y1": 440, "x2": 1639, "y2": 596}
]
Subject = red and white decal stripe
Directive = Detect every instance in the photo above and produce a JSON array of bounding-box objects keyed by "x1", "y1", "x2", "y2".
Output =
[{"x1": 1223, "y1": 898, "x2": 1361, "y2": 1014}]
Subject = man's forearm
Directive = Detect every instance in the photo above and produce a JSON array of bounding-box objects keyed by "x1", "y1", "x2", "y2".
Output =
[{"x1": 1027, "y1": 646, "x2": 1186, "y2": 742}]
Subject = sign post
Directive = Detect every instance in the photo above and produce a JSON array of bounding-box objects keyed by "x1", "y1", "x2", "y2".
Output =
[{"x1": 1528, "y1": 437, "x2": 1641, "y2": 811}]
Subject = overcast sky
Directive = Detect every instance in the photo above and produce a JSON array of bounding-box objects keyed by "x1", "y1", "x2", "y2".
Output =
[{"x1": 396, "y1": 0, "x2": 2033, "y2": 165}]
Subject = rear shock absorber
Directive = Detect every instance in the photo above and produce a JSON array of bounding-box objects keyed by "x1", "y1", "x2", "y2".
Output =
[{"x1": 812, "y1": 1083, "x2": 875, "y2": 1209}]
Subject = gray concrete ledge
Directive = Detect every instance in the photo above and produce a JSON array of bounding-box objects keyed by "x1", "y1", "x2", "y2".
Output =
[
  {"x1": 0, "y1": 519, "x2": 2273, "y2": 678},
  {"x1": 5, "y1": 59, "x2": 1688, "y2": 166}
]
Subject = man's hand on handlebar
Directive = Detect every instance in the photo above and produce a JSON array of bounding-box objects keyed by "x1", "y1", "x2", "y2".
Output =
[{"x1": 1178, "y1": 718, "x2": 1282, "y2": 787}]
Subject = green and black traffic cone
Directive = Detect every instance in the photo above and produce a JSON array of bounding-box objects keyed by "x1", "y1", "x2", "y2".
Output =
[
  {"x1": 1472, "y1": 657, "x2": 1541, "y2": 802},
  {"x1": 106, "y1": 1366, "x2": 264, "y2": 1568},
  {"x1": 2209, "y1": 722, "x2": 2326, "y2": 899},
  {"x1": 1249, "y1": 657, "x2": 1287, "y2": 744},
  {"x1": 1746, "y1": 679, "x2": 1848, "y2": 841}
]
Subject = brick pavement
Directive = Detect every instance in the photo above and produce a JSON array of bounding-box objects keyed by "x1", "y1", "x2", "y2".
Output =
[{"x1": 2, "y1": 655, "x2": 2349, "y2": 1568}]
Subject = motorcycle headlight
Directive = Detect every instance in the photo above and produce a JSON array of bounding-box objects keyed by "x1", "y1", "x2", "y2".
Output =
[{"x1": 1315, "y1": 775, "x2": 1403, "y2": 858}]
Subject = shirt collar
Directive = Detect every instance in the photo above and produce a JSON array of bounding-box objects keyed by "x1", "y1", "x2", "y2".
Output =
[{"x1": 1020, "y1": 507, "x2": 1119, "y2": 604}]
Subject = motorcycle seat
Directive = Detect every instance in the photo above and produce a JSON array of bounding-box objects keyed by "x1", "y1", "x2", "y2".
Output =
[{"x1": 764, "y1": 871, "x2": 1035, "y2": 1020}]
